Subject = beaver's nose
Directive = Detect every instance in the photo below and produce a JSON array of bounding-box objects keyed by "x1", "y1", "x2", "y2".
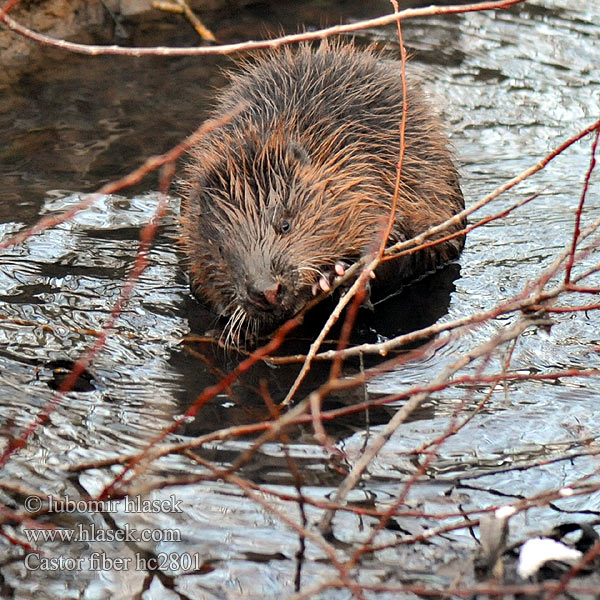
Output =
[{"x1": 246, "y1": 279, "x2": 282, "y2": 310}]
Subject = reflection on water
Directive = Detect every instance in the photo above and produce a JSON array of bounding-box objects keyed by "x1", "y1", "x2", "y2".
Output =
[{"x1": 1, "y1": 0, "x2": 599, "y2": 597}]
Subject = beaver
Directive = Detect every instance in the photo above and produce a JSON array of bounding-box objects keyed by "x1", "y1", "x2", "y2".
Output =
[{"x1": 180, "y1": 41, "x2": 466, "y2": 342}]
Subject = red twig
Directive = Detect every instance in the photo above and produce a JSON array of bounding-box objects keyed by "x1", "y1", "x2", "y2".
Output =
[
  {"x1": 327, "y1": 0, "x2": 409, "y2": 382},
  {"x1": 1, "y1": 1, "x2": 527, "y2": 57},
  {"x1": 543, "y1": 303, "x2": 600, "y2": 313},
  {"x1": 565, "y1": 125, "x2": 600, "y2": 283},
  {"x1": 0, "y1": 521, "x2": 40, "y2": 554}
]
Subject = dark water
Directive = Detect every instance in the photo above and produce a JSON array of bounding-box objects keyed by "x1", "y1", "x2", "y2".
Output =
[{"x1": 1, "y1": 1, "x2": 599, "y2": 598}]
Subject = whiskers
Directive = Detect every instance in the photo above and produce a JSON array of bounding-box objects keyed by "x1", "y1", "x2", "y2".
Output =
[
  {"x1": 220, "y1": 304, "x2": 260, "y2": 350},
  {"x1": 221, "y1": 305, "x2": 246, "y2": 348},
  {"x1": 297, "y1": 262, "x2": 334, "y2": 284},
  {"x1": 297, "y1": 265, "x2": 322, "y2": 279}
]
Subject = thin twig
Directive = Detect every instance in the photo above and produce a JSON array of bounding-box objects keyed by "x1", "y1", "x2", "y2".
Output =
[{"x1": 1, "y1": 1, "x2": 526, "y2": 57}]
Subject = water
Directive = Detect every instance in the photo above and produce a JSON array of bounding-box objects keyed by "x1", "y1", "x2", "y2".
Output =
[{"x1": 1, "y1": 1, "x2": 599, "y2": 598}]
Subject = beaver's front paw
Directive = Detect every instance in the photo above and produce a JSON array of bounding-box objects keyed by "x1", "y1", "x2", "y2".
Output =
[
  {"x1": 311, "y1": 261, "x2": 349, "y2": 295},
  {"x1": 311, "y1": 261, "x2": 376, "y2": 310}
]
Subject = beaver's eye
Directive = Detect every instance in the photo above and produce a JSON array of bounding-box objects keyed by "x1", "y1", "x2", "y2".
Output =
[{"x1": 280, "y1": 220, "x2": 291, "y2": 234}]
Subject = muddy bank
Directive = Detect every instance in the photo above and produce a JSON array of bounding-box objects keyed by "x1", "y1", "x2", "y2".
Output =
[{"x1": 0, "y1": 0, "x2": 263, "y2": 83}]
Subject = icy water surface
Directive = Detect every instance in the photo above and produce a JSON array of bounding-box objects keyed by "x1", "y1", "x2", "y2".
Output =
[{"x1": 0, "y1": 1, "x2": 599, "y2": 598}]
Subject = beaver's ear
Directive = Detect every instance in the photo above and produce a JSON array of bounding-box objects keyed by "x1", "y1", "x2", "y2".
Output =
[{"x1": 285, "y1": 141, "x2": 310, "y2": 167}]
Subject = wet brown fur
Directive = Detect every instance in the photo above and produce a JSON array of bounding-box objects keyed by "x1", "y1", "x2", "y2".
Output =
[{"x1": 180, "y1": 41, "x2": 466, "y2": 342}]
